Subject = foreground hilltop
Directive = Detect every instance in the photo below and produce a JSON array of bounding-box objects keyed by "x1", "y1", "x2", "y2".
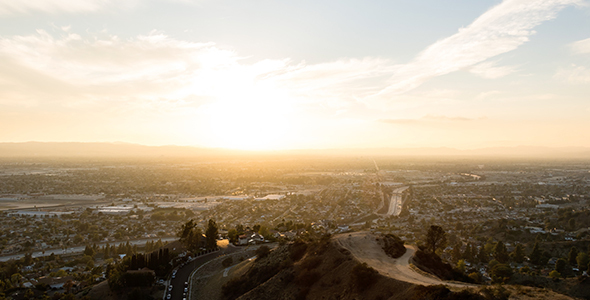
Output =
[{"x1": 198, "y1": 233, "x2": 574, "y2": 300}]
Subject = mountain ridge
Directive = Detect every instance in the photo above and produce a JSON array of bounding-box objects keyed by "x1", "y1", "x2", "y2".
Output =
[{"x1": 0, "y1": 142, "x2": 589, "y2": 158}]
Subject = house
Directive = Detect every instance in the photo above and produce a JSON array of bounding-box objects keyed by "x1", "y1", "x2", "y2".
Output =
[
  {"x1": 36, "y1": 276, "x2": 79, "y2": 291},
  {"x1": 249, "y1": 233, "x2": 264, "y2": 244},
  {"x1": 337, "y1": 224, "x2": 350, "y2": 233},
  {"x1": 238, "y1": 235, "x2": 249, "y2": 245}
]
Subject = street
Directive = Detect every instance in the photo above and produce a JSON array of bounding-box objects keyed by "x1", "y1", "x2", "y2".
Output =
[{"x1": 167, "y1": 240, "x2": 242, "y2": 300}]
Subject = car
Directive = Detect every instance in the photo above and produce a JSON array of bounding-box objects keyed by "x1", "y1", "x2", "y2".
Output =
[
  {"x1": 184, "y1": 287, "x2": 188, "y2": 293},
  {"x1": 166, "y1": 294, "x2": 171, "y2": 300},
  {"x1": 172, "y1": 274, "x2": 176, "y2": 279},
  {"x1": 184, "y1": 281, "x2": 188, "y2": 287},
  {"x1": 168, "y1": 285, "x2": 173, "y2": 291}
]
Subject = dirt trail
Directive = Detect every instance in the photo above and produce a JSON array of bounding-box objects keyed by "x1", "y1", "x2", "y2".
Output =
[{"x1": 335, "y1": 231, "x2": 475, "y2": 288}]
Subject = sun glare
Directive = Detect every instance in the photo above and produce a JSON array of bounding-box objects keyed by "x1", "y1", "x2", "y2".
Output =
[{"x1": 201, "y1": 86, "x2": 295, "y2": 151}]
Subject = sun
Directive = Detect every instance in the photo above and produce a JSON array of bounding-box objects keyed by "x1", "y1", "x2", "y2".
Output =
[{"x1": 201, "y1": 88, "x2": 296, "y2": 151}]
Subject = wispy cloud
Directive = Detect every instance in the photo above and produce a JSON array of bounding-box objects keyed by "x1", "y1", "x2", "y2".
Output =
[
  {"x1": 371, "y1": 0, "x2": 581, "y2": 100},
  {"x1": 380, "y1": 115, "x2": 485, "y2": 125},
  {"x1": 554, "y1": 64, "x2": 590, "y2": 83},
  {"x1": 0, "y1": 0, "x2": 138, "y2": 15},
  {"x1": 569, "y1": 37, "x2": 590, "y2": 54},
  {"x1": 0, "y1": 29, "x2": 245, "y2": 110},
  {"x1": 0, "y1": 28, "x2": 399, "y2": 114},
  {"x1": 0, "y1": 0, "x2": 581, "y2": 115},
  {"x1": 469, "y1": 61, "x2": 518, "y2": 79}
]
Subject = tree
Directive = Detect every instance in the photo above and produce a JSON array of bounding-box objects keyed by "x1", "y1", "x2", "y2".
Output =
[
  {"x1": 569, "y1": 247, "x2": 579, "y2": 266},
  {"x1": 83, "y1": 245, "x2": 95, "y2": 257},
  {"x1": 555, "y1": 258, "x2": 567, "y2": 275},
  {"x1": 104, "y1": 243, "x2": 110, "y2": 258},
  {"x1": 477, "y1": 245, "x2": 489, "y2": 263},
  {"x1": 64, "y1": 279, "x2": 75, "y2": 293},
  {"x1": 452, "y1": 242, "x2": 462, "y2": 262},
  {"x1": 205, "y1": 219, "x2": 219, "y2": 249},
  {"x1": 568, "y1": 218, "x2": 576, "y2": 231},
  {"x1": 456, "y1": 259, "x2": 466, "y2": 273},
  {"x1": 73, "y1": 234, "x2": 84, "y2": 244},
  {"x1": 23, "y1": 252, "x2": 33, "y2": 265},
  {"x1": 529, "y1": 242, "x2": 545, "y2": 266},
  {"x1": 490, "y1": 264, "x2": 513, "y2": 283},
  {"x1": 577, "y1": 252, "x2": 589, "y2": 270},
  {"x1": 24, "y1": 288, "x2": 35, "y2": 299},
  {"x1": 511, "y1": 244, "x2": 525, "y2": 263},
  {"x1": 462, "y1": 244, "x2": 473, "y2": 262},
  {"x1": 178, "y1": 220, "x2": 202, "y2": 252},
  {"x1": 493, "y1": 241, "x2": 509, "y2": 263},
  {"x1": 255, "y1": 245, "x2": 270, "y2": 259},
  {"x1": 11, "y1": 273, "x2": 22, "y2": 287},
  {"x1": 425, "y1": 225, "x2": 446, "y2": 254},
  {"x1": 178, "y1": 220, "x2": 196, "y2": 242},
  {"x1": 228, "y1": 229, "x2": 238, "y2": 244},
  {"x1": 549, "y1": 270, "x2": 561, "y2": 281}
]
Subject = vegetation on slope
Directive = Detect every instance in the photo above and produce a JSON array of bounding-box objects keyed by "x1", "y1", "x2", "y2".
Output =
[
  {"x1": 377, "y1": 233, "x2": 406, "y2": 258},
  {"x1": 222, "y1": 234, "x2": 492, "y2": 300},
  {"x1": 412, "y1": 248, "x2": 475, "y2": 283}
]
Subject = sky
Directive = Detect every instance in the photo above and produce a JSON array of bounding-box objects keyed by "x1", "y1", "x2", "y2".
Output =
[{"x1": 1, "y1": 0, "x2": 590, "y2": 150}]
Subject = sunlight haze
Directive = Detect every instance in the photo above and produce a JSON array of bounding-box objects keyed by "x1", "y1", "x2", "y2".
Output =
[{"x1": 1, "y1": 0, "x2": 590, "y2": 150}]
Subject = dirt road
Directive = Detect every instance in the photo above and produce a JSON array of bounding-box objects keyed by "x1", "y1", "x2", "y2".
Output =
[{"x1": 335, "y1": 231, "x2": 475, "y2": 288}]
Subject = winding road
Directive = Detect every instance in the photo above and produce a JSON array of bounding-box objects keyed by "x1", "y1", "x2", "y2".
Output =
[{"x1": 335, "y1": 232, "x2": 475, "y2": 288}]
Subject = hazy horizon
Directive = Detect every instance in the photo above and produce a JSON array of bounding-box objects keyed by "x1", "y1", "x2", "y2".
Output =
[
  {"x1": 2, "y1": 141, "x2": 590, "y2": 159},
  {"x1": 1, "y1": 0, "x2": 590, "y2": 151}
]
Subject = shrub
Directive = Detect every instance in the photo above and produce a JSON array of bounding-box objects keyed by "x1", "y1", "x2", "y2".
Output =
[
  {"x1": 352, "y1": 263, "x2": 379, "y2": 292},
  {"x1": 222, "y1": 257, "x2": 233, "y2": 268},
  {"x1": 468, "y1": 272, "x2": 480, "y2": 283},
  {"x1": 549, "y1": 270, "x2": 561, "y2": 281},
  {"x1": 290, "y1": 240, "x2": 308, "y2": 261},
  {"x1": 255, "y1": 245, "x2": 270, "y2": 260},
  {"x1": 490, "y1": 264, "x2": 513, "y2": 283},
  {"x1": 300, "y1": 256, "x2": 322, "y2": 270},
  {"x1": 479, "y1": 286, "x2": 511, "y2": 300},
  {"x1": 380, "y1": 234, "x2": 406, "y2": 258},
  {"x1": 295, "y1": 269, "x2": 321, "y2": 287}
]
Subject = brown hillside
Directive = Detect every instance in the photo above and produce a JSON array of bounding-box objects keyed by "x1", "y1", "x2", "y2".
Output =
[
  {"x1": 216, "y1": 234, "x2": 579, "y2": 300},
  {"x1": 221, "y1": 236, "x2": 491, "y2": 300}
]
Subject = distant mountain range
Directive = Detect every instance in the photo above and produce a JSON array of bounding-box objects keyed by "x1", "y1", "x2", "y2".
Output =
[{"x1": 0, "y1": 142, "x2": 590, "y2": 158}]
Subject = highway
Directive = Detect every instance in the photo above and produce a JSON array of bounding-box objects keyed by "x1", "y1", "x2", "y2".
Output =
[
  {"x1": 166, "y1": 240, "x2": 241, "y2": 300},
  {"x1": 386, "y1": 186, "x2": 409, "y2": 216}
]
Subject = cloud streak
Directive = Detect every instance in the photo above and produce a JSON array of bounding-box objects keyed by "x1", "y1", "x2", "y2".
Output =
[
  {"x1": 0, "y1": 29, "x2": 397, "y2": 113},
  {"x1": 555, "y1": 64, "x2": 590, "y2": 83},
  {"x1": 0, "y1": 0, "x2": 138, "y2": 14},
  {"x1": 570, "y1": 37, "x2": 590, "y2": 54},
  {"x1": 469, "y1": 61, "x2": 518, "y2": 79},
  {"x1": 0, "y1": 29, "x2": 245, "y2": 111},
  {"x1": 371, "y1": 0, "x2": 581, "y2": 99},
  {"x1": 380, "y1": 115, "x2": 485, "y2": 125},
  {"x1": 0, "y1": 0, "x2": 581, "y2": 115}
]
